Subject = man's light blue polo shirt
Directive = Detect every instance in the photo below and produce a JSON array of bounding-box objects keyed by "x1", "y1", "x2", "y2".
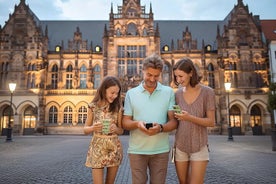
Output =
[{"x1": 124, "y1": 82, "x2": 175, "y2": 154}]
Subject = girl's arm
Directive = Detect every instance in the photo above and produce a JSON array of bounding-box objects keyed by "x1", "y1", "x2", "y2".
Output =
[
  {"x1": 83, "y1": 108, "x2": 102, "y2": 134},
  {"x1": 111, "y1": 108, "x2": 124, "y2": 135}
]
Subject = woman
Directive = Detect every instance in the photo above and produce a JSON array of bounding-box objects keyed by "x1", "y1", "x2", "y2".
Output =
[
  {"x1": 173, "y1": 58, "x2": 216, "y2": 184},
  {"x1": 84, "y1": 76, "x2": 124, "y2": 184}
]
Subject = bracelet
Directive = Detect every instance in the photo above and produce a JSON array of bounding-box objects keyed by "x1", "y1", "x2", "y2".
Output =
[{"x1": 159, "y1": 124, "x2": 163, "y2": 132}]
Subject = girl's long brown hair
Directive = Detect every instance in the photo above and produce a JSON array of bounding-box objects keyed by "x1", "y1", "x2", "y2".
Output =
[{"x1": 92, "y1": 76, "x2": 122, "y2": 113}]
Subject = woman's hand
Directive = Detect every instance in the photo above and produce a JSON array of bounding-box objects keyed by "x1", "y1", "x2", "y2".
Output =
[{"x1": 174, "y1": 111, "x2": 189, "y2": 121}]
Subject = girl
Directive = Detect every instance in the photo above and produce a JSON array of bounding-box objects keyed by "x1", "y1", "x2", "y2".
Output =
[{"x1": 84, "y1": 76, "x2": 124, "y2": 184}]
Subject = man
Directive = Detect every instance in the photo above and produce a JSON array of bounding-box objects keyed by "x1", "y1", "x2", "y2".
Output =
[{"x1": 122, "y1": 54, "x2": 178, "y2": 184}]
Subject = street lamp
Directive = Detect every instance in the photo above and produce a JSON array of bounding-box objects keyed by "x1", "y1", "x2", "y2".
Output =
[
  {"x1": 6, "y1": 82, "x2": 16, "y2": 142},
  {"x1": 224, "y1": 81, "x2": 233, "y2": 141}
]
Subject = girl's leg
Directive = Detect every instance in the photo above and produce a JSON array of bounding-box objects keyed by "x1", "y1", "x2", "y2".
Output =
[
  {"x1": 189, "y1": 161, "x2": 208, "y2": 184},
  {"x1": 92, "y1": 168, "x2": 104, "y2": 184},
  {"x1": 105, "y1": 166, "x2": 119, "y2": 184},
  {"x1": 175, "y1": 161, "x2": 189, "y2": 184}
]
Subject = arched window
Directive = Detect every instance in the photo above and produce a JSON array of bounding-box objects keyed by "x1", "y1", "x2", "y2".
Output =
[
  {"x1": 127, "y1": 23, "x2": 137, "y2": 36},
  {"x1": 250, "y1": 105, "x2": 261, "y2": 127},
  {"x1": 49, "y1": 106, "x2": 58, "y2": 124},
  {"x1": 163, "y1": 45, "x2": 169, "y2": 52},
  {"x1": 51, "y1": 64, "x2": 58, "y2": 89},
  {"x1": 66, "y1": 64, "x2": 73, "y2": 89},
  {"x1": 162, "y1": 64, "x2": 170, "y2": 86},
  {"x1": 31, "y1": 73, "x2": 36, "y2": 88},
  {"x1": 143, "y1": 28, "x2": 147, "y2": 36},
  {"x1": 27, "y1": 73, "x2": 31, "y2": 88},
  {"x1": 2, "y1": 106, "x2": 13, "y2": 129},
  {"x1": 24, "y1": 106, "x2": 36, "y2": 128},
  {"x1": 230, "y1": 105, "x2": 241, "y2": 127},
  {"x1": 32, "y1": 64, "x2": 36, "y2": 71},
  {"x1": 116, "y1": 28, "x2": 121, "y2": 36},
  {"x1": 63, "y1": 106, "x2": 73, "y2": 124},
  {"x1": 80, "y1": 64, "x2": 87, "y2": 89},
  {"x1": 207, "y1": 63, "x2": 215, "y2": 89},
  {"x1": 94, "y1": 65, "x2": 101, "y2": 89},
  {"x1": 95, "y1": 45, "x2": 101, "y2": 52},
  {"x1": 78, "y1": 106, "x2": 87, "y2": 124}
]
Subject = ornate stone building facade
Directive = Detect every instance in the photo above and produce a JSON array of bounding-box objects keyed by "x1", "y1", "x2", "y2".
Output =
[{"x1": 0, "y1": 0, "x2": 272, "y2": 135}]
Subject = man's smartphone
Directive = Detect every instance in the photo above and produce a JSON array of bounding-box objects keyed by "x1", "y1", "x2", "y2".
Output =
[{"x1": 145, "y1": 123, "x2": 153, "y2": 129}]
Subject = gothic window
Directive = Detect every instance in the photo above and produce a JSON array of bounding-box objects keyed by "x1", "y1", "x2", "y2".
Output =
[
  {"x1": 127, "y1": 59, "x2": 137, "y2": 76},
  {"x1": 127, "y1": 45, "x2": 137, "y2": 58},
  {"x1": 49, "y1": 106, "x2": 58, "y2": 124},
  {"x1": 55, "y1": 45, "x2": 61, "y2": 52},
  {"x1": 94, "y1": 64, "x2": 101, "y2": 89},
  {"x1": 250, "y1": 105, "x2": 261, "y2": 127},
  {"x1": 143, "y1": 28, "x2": 147, "y2": 36},
  {"x1": 230, "y1": 105, "x2": 241, "y2": 127},
  {"x1": 207, "y1": 63, "x2": 215, "y2": 89},
  {"x1": 63, "y1": 106, "x2": 73, "y2": 124},
  {"x1": 66, "y1": 64, "x2": 73, "y2": 89},
  {"x1": 139, "y1": 46, "x2": 146, "y2": 58},
  {"x1": 2, "y1": 106, "x2": 13, "y2": 128},
  {"x1": 27, "y1": 73, "x2": 31, "y2": 88},
  {"x1": 31, "y1": 73, "x2": 36, "y2": 88},
  {"x1": 95, "y1": 45, "x2": 101, "y2": 52},
  {"x1": 116, "y1": 28, "x2": 121, "y2": 36},
  {"x1": 51, "y1": 64, "x2": 58, "y2": 89},
  {"x1": 118, "y1": 60, "x2": 125, "y2": 78},
  {"x1": 118, "y1": 46, "x2": 125, "y2": 58},
  {"x1": 163, "y1": 45, "x2": 169, "y2": 52},
  {"x1": 117, "y1": 45, "x2": 146, "y2": 79},
  {"x1": 127, "y1": 23, "x2": 137, "y2": 36},
  {"x1": 256, "y1": 73, "x2": 264, "y2": 88},
  {"x1": 23, "y1": 106, "x2": 36, "y2": 128},
  {"x1": 28, "y1": 63, "x2": 31, "y2": 71},
  {"x1": 162, "y1": 64, "x2": 170, "y2": 86},
  {"x1": 32, "y1": 64, "x2": 36, "y2": 71},
  {"x1": 80, "y1": 64, "x2": 87, "y2": 89},
  {"x1": 78, "y1": 106, "x2": 87, "y2": 124},
  {"x1": 233, "y1": 73, "x2": 238, "y2": 88}
]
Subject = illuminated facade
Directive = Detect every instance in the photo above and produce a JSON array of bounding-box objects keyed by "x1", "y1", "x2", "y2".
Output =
[{"x1": 0, "y1": 0, "x2": 273, "y2": 135}]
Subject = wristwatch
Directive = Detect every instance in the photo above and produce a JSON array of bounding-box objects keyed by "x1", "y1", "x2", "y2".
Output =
[{"x1": 159, "y1": 124, "x2": 163, "y2": 132}]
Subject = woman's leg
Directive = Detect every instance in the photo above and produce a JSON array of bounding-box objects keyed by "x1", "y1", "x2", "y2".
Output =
[
  {"x1": 189, "y1": 161, "x2": 208, "y2": 184},
  {"x1": 175, "y1": 161, "x2": 189, "y2": 184},
  {"x1": 92, "y1": 168, "x2": 104, "y2": 184},
  {"x1": 105, "y1": 166, "x2": 119, "y2": 184}
]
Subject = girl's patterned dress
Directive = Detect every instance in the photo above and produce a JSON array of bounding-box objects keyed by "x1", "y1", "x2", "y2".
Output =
[{"x1": 85, "y1": 102, "x2": 123, "y2": 168}]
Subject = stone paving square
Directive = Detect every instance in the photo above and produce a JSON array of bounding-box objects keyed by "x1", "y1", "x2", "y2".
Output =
[{"x1": 0, "y1": 135, "x2": 275, "y2": 184}]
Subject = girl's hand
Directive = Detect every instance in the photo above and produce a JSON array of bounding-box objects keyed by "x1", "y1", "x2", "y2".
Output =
[
  {"x1": 93, "y1": 122, "x2": 103, "y2": 133},
  {"x1": 110, "y1": 123, "x2": 117, "y2": 134}
]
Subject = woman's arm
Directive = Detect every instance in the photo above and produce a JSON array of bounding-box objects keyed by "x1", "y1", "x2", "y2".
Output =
[{"x1": 175, "y1": 109, "x2": 215, "y2": 127}]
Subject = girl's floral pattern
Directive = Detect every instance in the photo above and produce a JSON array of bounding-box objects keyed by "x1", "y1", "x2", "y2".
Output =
[{"x1": 85, "y1": 102, "x2": 123, "y2": 168}]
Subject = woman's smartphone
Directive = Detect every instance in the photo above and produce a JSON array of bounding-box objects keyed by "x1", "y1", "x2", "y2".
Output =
[{"x1": 173, "y1": 105, "x2": 182, "y2": 114}]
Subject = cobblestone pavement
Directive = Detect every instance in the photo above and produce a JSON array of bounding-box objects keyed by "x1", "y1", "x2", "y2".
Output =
[{"x1": 0, "y1": 135, "x2": 275, "y2": 184}]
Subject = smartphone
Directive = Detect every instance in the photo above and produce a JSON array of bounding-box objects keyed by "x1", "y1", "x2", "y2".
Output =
[
  {"x1": 173, "y1": 105, "x2": 182, "y2": 114},
  {"x1": 145, "y1": 123, "x2": 153, "y2": 129}
]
